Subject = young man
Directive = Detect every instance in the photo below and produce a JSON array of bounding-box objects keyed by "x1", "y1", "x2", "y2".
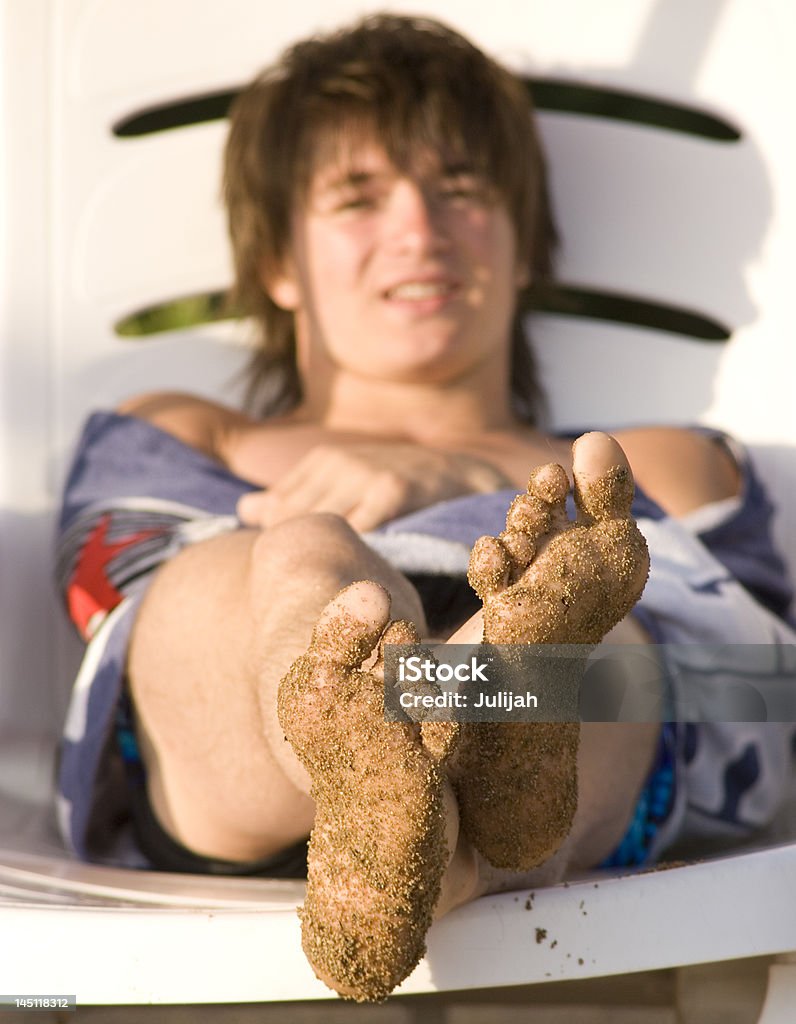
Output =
[{"x1": 56, "y1": 14, "x2": 795, "y2": 1001}]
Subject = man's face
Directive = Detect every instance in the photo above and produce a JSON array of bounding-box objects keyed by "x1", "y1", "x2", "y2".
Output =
[{"x1": 265, "y1": 141, "x2": 528, "y2": 387}]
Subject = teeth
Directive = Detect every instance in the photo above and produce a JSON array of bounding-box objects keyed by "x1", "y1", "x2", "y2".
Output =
[{"x1": 387, "y1": 282, "x2": 452, "y2": 300}]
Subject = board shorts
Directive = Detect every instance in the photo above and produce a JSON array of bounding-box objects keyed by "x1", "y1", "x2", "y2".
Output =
[{"x1": 55, "y1": 411, "x2": 796, "y2": 872}]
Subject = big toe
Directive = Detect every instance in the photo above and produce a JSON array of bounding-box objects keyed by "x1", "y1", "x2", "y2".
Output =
[
  {"x1": 311, "y1": 581, "x2": 391, "y2": 667},
  {"x1": 572, "y1": 432, "x2": 635, "y2": 522}
]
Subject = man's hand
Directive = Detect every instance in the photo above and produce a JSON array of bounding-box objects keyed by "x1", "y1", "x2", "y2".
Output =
[{"x1": 237, "y1": 442, "x2": 513, "y2": 532}]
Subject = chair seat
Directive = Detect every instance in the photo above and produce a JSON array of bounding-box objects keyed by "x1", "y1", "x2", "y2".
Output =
[{"x1": 1, "y1": 838, "x2": 795, "y2": 1003}]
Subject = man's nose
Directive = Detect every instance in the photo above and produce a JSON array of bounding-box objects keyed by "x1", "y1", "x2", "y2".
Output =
[{"x1": 388, "y1": 180, "x2": 448, "y2": 253}]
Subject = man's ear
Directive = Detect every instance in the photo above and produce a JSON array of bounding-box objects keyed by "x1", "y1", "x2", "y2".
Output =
[{"x1": 260, "y1": 261, "x2": 301, "y2": 311}]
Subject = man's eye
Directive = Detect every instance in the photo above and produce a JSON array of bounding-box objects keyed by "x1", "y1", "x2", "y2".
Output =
[
  {"x1": 440, "y1": 178, "x2": 490, "y2": 202},
  {"x1": 336, "y1": 193, "x2": 377, "y2": 211}
]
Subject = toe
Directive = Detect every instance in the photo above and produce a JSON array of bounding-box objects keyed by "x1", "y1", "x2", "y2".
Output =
[
  {"x1": 311, "y1": 581, "x2": 392, "y2": 667},
  {"x1": 526, "y1": 462, "x2": 570, "y2": 508},
  {"x1": 467, "y1": 535, "x2": 511, "y2": 600},
  {"x1": 373, "y1": 618, "x2": 422, "y2": 680},
  {"x1": 380, "y1": 619, "x2": 421, "y2": 646},
  {"x1": 572, "y1": 432, "x2": 635, "y2": 522},
  {"x1": 504, "y1": 493, "x2": 551, "y2": 537}
]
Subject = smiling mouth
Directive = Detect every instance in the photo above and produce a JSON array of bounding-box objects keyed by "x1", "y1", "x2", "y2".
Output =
[{"x1": 384, "y1": 281, "x2": 458, "y2": 301}]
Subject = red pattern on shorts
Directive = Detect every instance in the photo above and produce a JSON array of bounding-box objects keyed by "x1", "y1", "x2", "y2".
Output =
[{"x1": 66, "y1": 514, "x2": 160, "y2": 639}]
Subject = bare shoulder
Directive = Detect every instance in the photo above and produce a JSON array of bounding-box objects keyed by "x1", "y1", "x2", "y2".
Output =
[
  {"x1": 116, "y1": 391, "x2": 251, "y2": 461},
  {"x1": 613, "y1": 426, "x2": 741, "y2": 517}
]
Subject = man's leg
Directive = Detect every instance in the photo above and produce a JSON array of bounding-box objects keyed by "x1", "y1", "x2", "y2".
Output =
[
  {"x1": 276, "y1": 431, "x2": 659, "y2": 1000},
  {"x1": 127, "y1": 512, "x2": 429, "y2": 863}
]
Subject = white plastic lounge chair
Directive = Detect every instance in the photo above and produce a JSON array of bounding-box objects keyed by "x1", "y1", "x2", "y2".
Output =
[{"x1": 1, "y1": 0, "x2": 795, "y2": 1018}]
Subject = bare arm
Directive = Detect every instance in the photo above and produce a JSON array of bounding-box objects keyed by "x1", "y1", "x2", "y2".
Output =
[
  {"x1": 616, "y1": 426, "x2": 741, "y2": 517},
  {"x1": 116, "y1": 390, "x2": 250, "y2": 463}
]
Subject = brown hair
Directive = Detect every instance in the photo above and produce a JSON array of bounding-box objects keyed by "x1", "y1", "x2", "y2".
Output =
[{"x1": 223, "y1": 13, "x2": 557, "y2": 420}]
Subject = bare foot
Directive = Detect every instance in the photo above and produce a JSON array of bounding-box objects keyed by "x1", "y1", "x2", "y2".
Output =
[
  {"x1": 277, "y1": 582, "x2": 454, "y2": 1002},
  {"x1": 448, "y1": 432, "x2": 650, "y2": 870}
]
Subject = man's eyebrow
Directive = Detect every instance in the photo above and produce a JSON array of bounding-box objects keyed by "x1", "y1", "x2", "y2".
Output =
[
  {"x1": 441, "y1": 160, "x2": 478, "y2": 176},
  {"x1": 314, "y1": 169, "x2": 385, "y2": 193},
  {"x1": 313, "y1": 161, "x2": 483, "y2": 195}
]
